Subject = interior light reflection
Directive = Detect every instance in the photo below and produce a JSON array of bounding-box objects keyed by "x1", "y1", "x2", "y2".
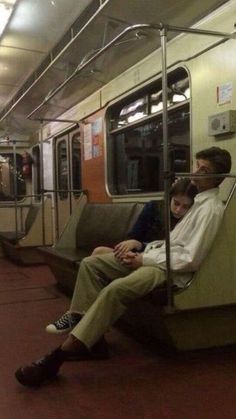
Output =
[{"x1": 0, "y1": 1, "x2": 17, "y2": 37}]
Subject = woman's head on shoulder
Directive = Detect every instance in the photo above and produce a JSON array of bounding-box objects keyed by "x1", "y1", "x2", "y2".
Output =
[{"x1": 170, "y1": 178, "x2": 198, "y2": 219}]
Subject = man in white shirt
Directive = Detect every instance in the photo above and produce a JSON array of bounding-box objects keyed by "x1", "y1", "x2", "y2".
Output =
[{"x1": 15, "y1": 147, "x2": 232, "y2": 387}]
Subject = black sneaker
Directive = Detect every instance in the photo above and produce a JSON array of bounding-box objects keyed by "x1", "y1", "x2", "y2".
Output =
[
  {"x1": 15, "y1": 347, "x2": 66, "y2": 387},
  {"x1": 45, "y1": 312, "x2": 82, "y2": 335}
]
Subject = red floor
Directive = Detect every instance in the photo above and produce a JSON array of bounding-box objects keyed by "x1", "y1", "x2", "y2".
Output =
[{"x1": 1, "y1": 256, "x2": 236, "y2": 419}]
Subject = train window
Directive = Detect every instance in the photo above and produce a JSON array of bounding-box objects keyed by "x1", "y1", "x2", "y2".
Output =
[
  {"x1": 57, "y1": 139, "x2": 69, "y2": 200},
  {"x1": 32, "y1": 145, "x2": 41, "y2": 201},
  {"x1": 113, "y1": 96, "x2": 149, "y2": 129},
  {"x1": 107, "y1": 67, "x2": 190, "y2": 195},
  {"x1": 71, "y1": 131, "x2": 82, "y2": 197},
  {"x1": 0, "y1": 153, "x2": 26, "y2": 201}
]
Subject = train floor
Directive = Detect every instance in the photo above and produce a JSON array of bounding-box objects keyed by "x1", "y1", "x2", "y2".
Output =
[{"x1": 1, "y1": 256, "x2": 236, "y2": 419}]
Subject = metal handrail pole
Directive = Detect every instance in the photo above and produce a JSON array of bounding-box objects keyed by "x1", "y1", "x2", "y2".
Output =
[
  {"x1": 20, "y1": 206, "x2": 24, "y2": 231},
  {"x1": 175, "y1": 172, "x2": 236, "y2": 178},
  {"x1": 164, "y1": 24, "x2": 236, "y2": 39},
  {"x1": 39, "y1": 122, "x2": 46, "y2": 245},
  {"x1": 160, "y1": 27, "x2": 174, "y2": 311},
  {"x1": 31, "y1": 118, "x2": 80, "y2": 124},
  {"x1": 26, "y1": 25, "x2": 160, "y2": 119},
  {"x1": 16, "y1": 191, "x2": 83, "y2": 197},
  {"x1": 43, "y1": 188, "x2": 84, "y2": 193},
  {"x1": 12, "y1": 140, "x2": 19, "y2": 241},
  {"x1": 16, "y1": 194, "x2": 42, "y2": 198},
  {"x1": 26, "y1": 23, "x2": 236, "y2": 121}
]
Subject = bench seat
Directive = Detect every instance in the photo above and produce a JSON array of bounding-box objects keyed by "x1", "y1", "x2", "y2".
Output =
[
  {"x1": 40, "y1": 200, "x2": 144, "y2": 294},
  {"x1": 0, "y1": 232, "x2": 25, "y2": 244},
  {"x1": 0, "y1": 198, "x2": 53, "y2": 264},
  {"x1": 119, "y1": 183, "x2": 236, "y2": 351}
]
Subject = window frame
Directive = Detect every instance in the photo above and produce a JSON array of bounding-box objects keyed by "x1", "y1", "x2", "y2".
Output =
[
  {"x1": 0, "y1": 152, "x2": 27, "y2": 202},
  {"x1": 56, "y1": 136, "x2": 70, "y2": 201},
  {"x1": 105, "y1": 66, "x2": 191, "y2": 198}
]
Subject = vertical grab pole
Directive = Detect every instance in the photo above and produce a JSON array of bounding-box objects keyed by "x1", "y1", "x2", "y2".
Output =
[
  {"x1": 40, "y1": 122, "x2": 46, "y2": 245},
  {"x1": 160, "y1": 26, "x2": 174, "y2": 311},
  {"x1": 13, "y1": 140, "x2": 18, "y2": 241}
]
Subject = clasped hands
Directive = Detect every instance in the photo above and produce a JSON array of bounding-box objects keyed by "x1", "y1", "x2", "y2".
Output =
[{"x1": 113, "y1": 239, "x2": 143, "y2": 269}]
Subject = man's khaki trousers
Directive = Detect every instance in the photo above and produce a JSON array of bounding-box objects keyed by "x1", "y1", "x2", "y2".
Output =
[{"x1": 69, "y1": 253, "x2": 166, "y2": 348}]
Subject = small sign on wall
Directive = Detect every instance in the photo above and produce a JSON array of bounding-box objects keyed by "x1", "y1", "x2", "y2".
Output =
[
  {"x1": 83, "y1": 123, "x2": 92, "y2": 160},
  {"x1": 83, "y1": 117, "x2": 103, "y2": 160},
  {"x1": 92, "y1": 117, "x2": 103, "y2": 158},
  {"x1": 217, "y1": 82, "x2": 232, "y2": 105}
]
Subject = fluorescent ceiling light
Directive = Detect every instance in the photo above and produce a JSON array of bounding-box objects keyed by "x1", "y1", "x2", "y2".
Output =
[{"x1": 0, "y1": 1, "x2": 17, "y2": 37}]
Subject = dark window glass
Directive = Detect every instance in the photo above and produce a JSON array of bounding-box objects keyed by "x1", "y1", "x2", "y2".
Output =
[
  {"x1": 107, "y1": 68, "x2": 190, "y2": 195},
  {"x1": 57, "y1": 140, "x2": 68, "y2": 200},
  {"x1": 0, "y1": 153, "x2": 26, "y2": 201},
  {"x1": 71, "y1": 132, "x2": 82, "y2": 197}
]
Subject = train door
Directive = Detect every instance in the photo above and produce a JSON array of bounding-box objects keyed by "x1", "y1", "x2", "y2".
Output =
[{"x1": 55, "y1": 127, "x2": 81, "y2": 238}]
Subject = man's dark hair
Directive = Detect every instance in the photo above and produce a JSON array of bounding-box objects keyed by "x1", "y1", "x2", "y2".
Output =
[
  {"x1": 170, "y1": 178, "x2": 198, "y2": 203},
  {"x1": 196, "y1": 147, "x2": 232, "y2": 174}
]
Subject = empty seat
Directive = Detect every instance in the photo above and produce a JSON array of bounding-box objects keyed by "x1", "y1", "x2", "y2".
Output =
[
  {"x1": 40, "y1": 198, "x2": 144, "y2": 295},
  {"x1": 0, "y1": 198, "x2": 53, "y2": 265}
]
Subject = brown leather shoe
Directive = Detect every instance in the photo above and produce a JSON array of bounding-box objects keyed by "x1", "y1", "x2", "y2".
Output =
[{"x1": 15, "y1": 347, "x2": 66, "y2": 387}]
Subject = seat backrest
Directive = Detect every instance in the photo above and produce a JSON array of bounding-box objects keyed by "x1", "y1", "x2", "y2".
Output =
[
  {"x1": 76, "y1": 203, "x2": 142, "y2": 249},
  {"x1": 219, "y1": 177, "x2": 236, "y2": 203},
  {"x1": 25, "y1": 205, "x2": 40, "y2": 234},
  {"x1": 174, "y1": 181, "x2": 236, "y2": 310}
]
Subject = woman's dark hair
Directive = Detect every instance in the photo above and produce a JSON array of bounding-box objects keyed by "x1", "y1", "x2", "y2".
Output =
[{"x1": 170, "y1": 178, "x2": 198, "y2": 203}]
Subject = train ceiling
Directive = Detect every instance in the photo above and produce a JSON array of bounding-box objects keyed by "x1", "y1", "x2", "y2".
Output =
[{"x1": 0, "y1": 0, "x2": 231, "y2": 141}]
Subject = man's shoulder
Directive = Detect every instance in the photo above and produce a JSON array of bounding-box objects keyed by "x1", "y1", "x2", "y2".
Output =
[{"x1": 196, "y1": 194, "x2": 224, "y2": 218}]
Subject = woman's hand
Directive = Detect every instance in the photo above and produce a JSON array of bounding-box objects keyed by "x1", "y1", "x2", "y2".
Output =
[
  {"x1": 114, "y1": 239, "x2": 142, "y2": 261},
  {"x1": 122, "y1": 251, "x2": 143, "y2": 269}
]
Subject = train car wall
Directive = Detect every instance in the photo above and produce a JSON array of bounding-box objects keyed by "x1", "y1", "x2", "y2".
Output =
[
  {"x1": 40, "y1": 0, "x2": 236, "y2": 204},
  {"x1": 189, "y1": 40, "x2": 236, "y2": 170}
]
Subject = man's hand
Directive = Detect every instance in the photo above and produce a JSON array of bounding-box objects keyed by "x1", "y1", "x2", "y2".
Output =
[
  {"x1": 122, "y1": 251, "x2": 143, "y2": 269},
  {"x1": 114, "y1": 240, "x2": 142, "y2": 262}
]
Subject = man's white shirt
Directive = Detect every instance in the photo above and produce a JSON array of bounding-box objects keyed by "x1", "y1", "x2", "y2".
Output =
[{"x1": 142, "y1": 188, "x2": 224, "y2": 287}]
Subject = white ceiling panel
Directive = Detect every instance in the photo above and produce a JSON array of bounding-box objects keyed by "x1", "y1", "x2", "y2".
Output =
[
  {"x1": 0, "y1": 85, "x2": 14, "y2": 101},
  {"x1": 0, "y1": 47, "x2": 43, "y2": 85},
  {"x1": 1, "y1": 0, "x2": 94, "y2": 51},
  {"x1": 0, "y1": 0, "x2": 96, "y2": 115}
]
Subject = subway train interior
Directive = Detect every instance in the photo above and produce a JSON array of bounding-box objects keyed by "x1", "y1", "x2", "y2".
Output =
[{"x1": 0, "y1": 0, "x2": 236, "y2": 417}]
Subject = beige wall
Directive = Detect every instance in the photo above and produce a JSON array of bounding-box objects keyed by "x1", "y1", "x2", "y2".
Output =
[
  {"x1": 188, "y1": 39, "x2": 236, "y2": 172},
  {"x1": 41, "y1": 0, "x2": 236, "y2": 188}
]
